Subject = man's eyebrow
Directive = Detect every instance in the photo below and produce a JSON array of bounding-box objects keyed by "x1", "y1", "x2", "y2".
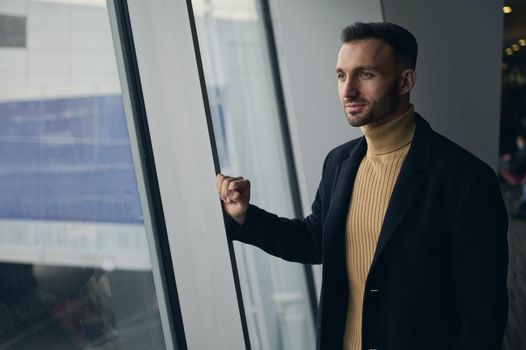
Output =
[{"x1": 335, "y1": 65, "x2": 380, "y2": 73}]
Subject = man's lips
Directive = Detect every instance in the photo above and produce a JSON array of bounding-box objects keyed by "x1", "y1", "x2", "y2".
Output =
[{"x1": 345, "y1": 103, "x2": 366, "y2": 113}]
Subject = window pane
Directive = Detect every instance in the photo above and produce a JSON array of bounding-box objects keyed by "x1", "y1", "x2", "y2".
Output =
[
  {"x1": 192, "y1": 1, "x2": 316, "y2": 349},
  {"x1": 0, "y1": 1, "x2": 171, "y2": 349}
]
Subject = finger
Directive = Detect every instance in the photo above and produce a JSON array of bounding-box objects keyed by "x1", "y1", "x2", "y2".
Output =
[
  {"x1": 227, "y1": 189, "x2": 241, "y2": 202},
  {"x1": 216, "y1": 174, "x2": 225, "y2": 195},
  {"x1": 228, "y1": 179, "x2": 249, "y2": 195},
  {"x1": 227, "y1": 179, "x2": 249, "y2": 204},
  {"x1": 217, "y1": 174, "x2": 233, "y2": 200},
  {"x1": 221, "y1": 176, "x2": 242, "y2": 203},
  {"x1": 220, "y1": 177, "x2": 231, "y2": 202}
]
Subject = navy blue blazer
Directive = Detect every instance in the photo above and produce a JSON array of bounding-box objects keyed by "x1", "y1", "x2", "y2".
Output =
[{"x1": 229, "y1": 114, "x2": 508, "y2": 350}]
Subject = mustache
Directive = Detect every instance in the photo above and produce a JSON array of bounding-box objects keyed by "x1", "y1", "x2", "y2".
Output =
[{"x1": 343, "y1": 99, "x2": 368, "y2": 104}]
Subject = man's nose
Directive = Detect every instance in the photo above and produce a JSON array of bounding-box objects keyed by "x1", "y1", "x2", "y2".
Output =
[{"x1": 343, "y1": 78, "x2": 359, "y2": 99}]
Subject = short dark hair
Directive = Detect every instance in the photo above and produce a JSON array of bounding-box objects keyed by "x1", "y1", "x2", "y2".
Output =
[{"x1": 340, "y1": 22, "x2": 418, "y2": 70}]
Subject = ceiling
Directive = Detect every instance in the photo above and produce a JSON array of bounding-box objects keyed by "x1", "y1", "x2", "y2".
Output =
[{"x1": 504, "y1": 0, "x2": 526, "y2": 63}]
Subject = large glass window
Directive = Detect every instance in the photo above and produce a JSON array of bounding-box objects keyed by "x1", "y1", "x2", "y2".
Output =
[
  {"x1": 192, "y1": 1, "x2": 316, "y2": 349},
  {"x1": 0, "y1": 1, "x2": 173, "y2": 348}
]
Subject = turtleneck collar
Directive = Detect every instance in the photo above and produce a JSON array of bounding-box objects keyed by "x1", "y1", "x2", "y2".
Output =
[{"x1": 361, "y1": 105, "x2": 416, "y2": 156}]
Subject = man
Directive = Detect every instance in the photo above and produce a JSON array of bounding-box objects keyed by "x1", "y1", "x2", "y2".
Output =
[{"x1": 217, "y1": 22, "x2": 508, "y2": 350}]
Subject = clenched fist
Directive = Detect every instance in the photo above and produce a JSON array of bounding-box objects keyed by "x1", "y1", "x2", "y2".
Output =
[{"x1": 216, "y1": 174, "x2": 251, "y2": 225}]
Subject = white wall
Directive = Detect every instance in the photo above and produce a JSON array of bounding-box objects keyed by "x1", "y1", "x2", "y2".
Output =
[{"x1": 381, "y1": 0, "x2": 503, "y2": 169}]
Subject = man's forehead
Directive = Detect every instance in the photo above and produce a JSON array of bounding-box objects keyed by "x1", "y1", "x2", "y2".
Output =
[{"x1": 336, "y1": 38, "x2": 394, "y2": 67}]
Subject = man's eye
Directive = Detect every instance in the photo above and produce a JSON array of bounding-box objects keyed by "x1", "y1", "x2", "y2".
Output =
[
  {"x1": 360, "y1": 71, "x2": 374, "y2": 79},
  {"x1": 336, "y1": 73, "x2": 346, "y2": 81}
]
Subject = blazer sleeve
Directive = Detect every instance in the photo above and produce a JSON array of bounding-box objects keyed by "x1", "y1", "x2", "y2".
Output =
[
  {"x1": 227, "y1": 189, "x2": 324, "y2": 264},
  {"x1": 226, "y1": 154, "x2": 333, "y2": 265},
  {"x1": 449, "y1": 165, "x2": 509, "y2": 349}
]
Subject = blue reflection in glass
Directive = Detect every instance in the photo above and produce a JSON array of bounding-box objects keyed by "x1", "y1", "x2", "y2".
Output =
[{"x1": 0, "y1": 95, "x2": 143, "y2": 224}]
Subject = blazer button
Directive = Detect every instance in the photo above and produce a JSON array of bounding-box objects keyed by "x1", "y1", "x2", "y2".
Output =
[{"x1": 369, "y1": 289, "x2": 380, "y2": 293}]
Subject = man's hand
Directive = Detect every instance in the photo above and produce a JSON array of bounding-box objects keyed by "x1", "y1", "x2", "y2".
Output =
[{"x1": 216, "y1": 174, "x2": 251, "y2": 225}]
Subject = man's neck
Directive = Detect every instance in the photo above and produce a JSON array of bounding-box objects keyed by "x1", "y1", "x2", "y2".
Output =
[
  {"x1": 367, "y1": 101, "x2": 411, "y2": 129},
  {"x1": 361, "y1": 104, "x2": 415, "y2": 155}
]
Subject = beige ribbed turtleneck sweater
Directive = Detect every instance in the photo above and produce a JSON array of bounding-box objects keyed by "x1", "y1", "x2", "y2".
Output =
[{"x1": 343, "y1": 106, "x2": 416, "y2": 350}]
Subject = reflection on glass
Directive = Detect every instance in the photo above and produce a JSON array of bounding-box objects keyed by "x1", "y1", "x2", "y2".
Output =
[
  {"x1": 0, "y1": 1, "x2": 168, "y2": 349},
  {"x1": 193, "y1": 1, "x2": 316, "y2": 349}
]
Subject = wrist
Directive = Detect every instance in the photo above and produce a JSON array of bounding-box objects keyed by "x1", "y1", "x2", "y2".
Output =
[
  {"x1": 231, "y1": 213, "x2": 246, "y2": 226},
  {"x1": 231, "y1": 204, "x2": 250, "y2": 226}
]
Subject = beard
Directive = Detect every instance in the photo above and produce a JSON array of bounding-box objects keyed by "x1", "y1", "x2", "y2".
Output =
[{"x1": 345, "y1": 78, "x2": 401, "y2": 127}]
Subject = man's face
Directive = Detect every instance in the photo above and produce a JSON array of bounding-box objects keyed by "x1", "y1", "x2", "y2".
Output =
[{"x1": 336, "y1": 38, "x2": 403, "y2": 127}]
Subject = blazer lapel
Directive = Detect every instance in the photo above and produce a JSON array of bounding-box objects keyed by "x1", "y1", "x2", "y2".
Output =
[
  {"x1": 369, "y1": 114, "x2": 432, "y2": 271},
  {"x1": 323, "y1": 137, "x2": 367, "y2": 269},
  {"x1": 326, "y1": 137, "x2": 367, "y2": 233}
]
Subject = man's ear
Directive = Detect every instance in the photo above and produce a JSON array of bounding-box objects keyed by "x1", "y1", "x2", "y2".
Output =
[{"x1": 399, "y1": 69, "x2": 416, "y2": 95}]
